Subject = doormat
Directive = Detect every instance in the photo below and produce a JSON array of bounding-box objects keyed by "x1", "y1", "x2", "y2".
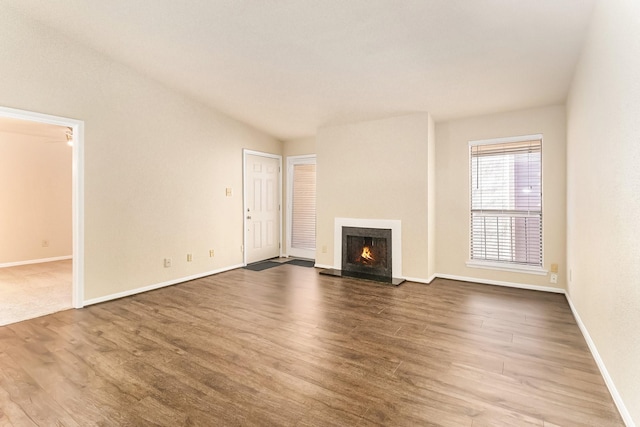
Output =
[
  {"x1": 244, "y1": 261, "x2": 282, "y2": 271},
  {"x1": 286, "y1": 259, "x2": 315, "y2": 268}
]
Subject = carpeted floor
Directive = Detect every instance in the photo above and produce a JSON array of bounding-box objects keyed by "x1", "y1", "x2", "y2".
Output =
[{"x1": 0, "y1": 259, "x2": 72, "y2": 326}]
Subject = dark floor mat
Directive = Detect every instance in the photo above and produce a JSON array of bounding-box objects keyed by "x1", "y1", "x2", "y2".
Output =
[
  {"x1": 286, "y1": 259, "x2": 315, "y2": 268},
  {"x1": 244, "y1": 261, "x2": 282, "y2": 271}
]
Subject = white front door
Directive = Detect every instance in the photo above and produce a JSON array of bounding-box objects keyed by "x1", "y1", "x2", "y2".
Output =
[{"x1": 244, "y1": 152, "x2": 281, "y2": 264}]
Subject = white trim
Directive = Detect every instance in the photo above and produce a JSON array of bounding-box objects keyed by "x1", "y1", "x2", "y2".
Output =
[
  {"x1": 286, "y1": 154, "x2": 316, "y2": 260},
  {"x1": 83, "y1": 263, "x2": 244, "y2": 306},
  {"x1": 0, "y1": 106, "x2": 84, "y2": 308},
  {"x1": 435, "y1": 273, "x2": 565, "y2": 294},
  {"x1": 333, "y1": 218, "x2": 402, "y2": 277},
  {"x1": 0, "y1": 255, "x2": 73, "y2": 268},
  {"x1": 242, "y1": 149, "x2": 283, "y2": 265},
  {"x1": 314, "y1": 263, "x2": 334, "y2": 269},
  {"x1": 565, "y1": 295, "x2": 635, "y2": 427},
  {"x1": 469, "y1": 133, "x2": 543, "y2": 147},
  {"x1": 466, "y1": 260, "x2": 548, "y2": 276}
]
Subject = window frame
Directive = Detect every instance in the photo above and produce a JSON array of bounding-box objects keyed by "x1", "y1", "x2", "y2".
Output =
[{"x1": 466, "y1": 134, "x2": 547, "y2": 275}]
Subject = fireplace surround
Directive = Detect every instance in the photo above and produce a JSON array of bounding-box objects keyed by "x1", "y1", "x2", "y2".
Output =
[
  {"x1": 342, "y1": 226, "x2": 392, "y2": 280},
  {"x1": 319, "y1": 218, "x2": 404, "y2": 285}
]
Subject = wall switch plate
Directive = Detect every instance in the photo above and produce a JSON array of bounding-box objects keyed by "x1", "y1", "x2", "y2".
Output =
[
  {"x1": 187, "y1": 253, "x2": 193, "y2": 262},
  {"x1": 225, "y1": 187, "x2": 232, "y2": 197},
  {"x1": 550, "y1": 273, "x2": 558, "y2": 284},
  {"x1": 164, "y1": 258, "x2": 172, "y2": 268},
  {"x1": 209, "y1": 249, "x2": 215, "y2": 257},
  {"x1": 322, "y1": 245, "x2": 327, "y2": 253},
  {"x1": 550, "y1": 263, "x2": 559, "y2": 273}
]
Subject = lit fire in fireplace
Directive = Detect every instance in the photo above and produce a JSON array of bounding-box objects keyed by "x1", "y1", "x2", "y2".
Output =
[{"x1": 360, "y1": 246, "x2": 375, "y2": 263}]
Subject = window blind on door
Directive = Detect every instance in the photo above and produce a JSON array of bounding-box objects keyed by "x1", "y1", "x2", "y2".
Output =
[
  {"x1": 470, "y1": 138, "x2": 542, "y2": 266},
  {"x1": 291, "y1": 163, "x2": 316, "y2": 251}
]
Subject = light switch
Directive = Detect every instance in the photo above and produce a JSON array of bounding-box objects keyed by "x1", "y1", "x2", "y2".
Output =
[{"x1": 225, "y1": 187, "x2": 232, "y2": 197}]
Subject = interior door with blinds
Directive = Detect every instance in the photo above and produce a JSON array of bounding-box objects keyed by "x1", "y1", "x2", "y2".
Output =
[{"x1": 287, "y1": 155, "x2": 316, "y2": 260}]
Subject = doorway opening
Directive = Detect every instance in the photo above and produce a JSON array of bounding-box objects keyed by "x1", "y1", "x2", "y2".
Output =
[
  {"x1": 243, "y1": 149, "x2": 282, "y2": 265},
  {"x1": 286, "y1": 155, "x2": 316, "y2": 260},
  {"x1": 0, "y1": 106, "x2": 84, "y2": 324}
]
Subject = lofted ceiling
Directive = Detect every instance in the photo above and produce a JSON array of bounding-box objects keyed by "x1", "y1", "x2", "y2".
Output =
[{"x1": 4, "y1": 0, "x2": 595, "y2": 141}]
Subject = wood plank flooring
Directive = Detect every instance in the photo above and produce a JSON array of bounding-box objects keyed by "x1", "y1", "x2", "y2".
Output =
[{"x1": 0, "y1": 264, "x2": 624, "y2": 426}]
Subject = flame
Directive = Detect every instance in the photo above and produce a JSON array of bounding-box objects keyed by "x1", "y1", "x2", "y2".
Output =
[{"x1": 361, "y1": 246, "x2": 375, "y2": 262}]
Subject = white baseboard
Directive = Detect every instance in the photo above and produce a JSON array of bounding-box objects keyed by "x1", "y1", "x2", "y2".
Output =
[
  {"x1": 83, "y1": 263, "x2": 244, "y2": 306},
  {"x1": 314, "y1": 263, "x2": 334, "y2": 269},
  {"x1": 565, "y1": 295, "x2": 635, "y2": 427},
  {"x1": 434, "y1": 273, "x2": 565, "y2": 294},
  {"x1": 0, "y1": 255, "x2": 73, "y2": 268}
]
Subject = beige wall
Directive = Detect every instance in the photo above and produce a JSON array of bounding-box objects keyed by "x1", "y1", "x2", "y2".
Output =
[
  {"x1": 0, "y1": 131, "x2": 72, "y2": 263},
  {"x1": 316, "y1": 113, "x2": 433, "y2": 280},
  {"x1": 435, "y1": 105, "x2": 567, "y2": 289},
  {"x1": 566, "y1": 0, "x2": 640, "y2": 423},
  {"x1": 282, "y1": 137, "x2": 316, "y2": 255},
  {"x1": 283, "y1": 137, "x2": 316, "y2": 159},
  {"x1": 0, "y1": 8, "x2": 281, "y2": 301}
]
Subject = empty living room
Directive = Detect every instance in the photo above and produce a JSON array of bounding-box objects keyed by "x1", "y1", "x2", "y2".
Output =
[{"x1": 0, "y1": 1, "x2": 638, "y2": 426}]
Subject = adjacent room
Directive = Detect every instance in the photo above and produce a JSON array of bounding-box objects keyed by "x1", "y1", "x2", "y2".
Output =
[
  {"x1": 0, "y1": 117, "x2": 73, "y2": 326},
  {"x1": 0, "y1": 0, "x2": 638, "y2": 425}
]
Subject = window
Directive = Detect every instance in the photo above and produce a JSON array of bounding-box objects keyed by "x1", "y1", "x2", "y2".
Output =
[{"x1": 468, "y1": 135, "x2": 543, "y2": 272}]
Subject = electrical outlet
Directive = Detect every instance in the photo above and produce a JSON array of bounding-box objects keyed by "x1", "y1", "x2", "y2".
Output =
[
  {"x1": 550, "y1": 273, "x2": 558, "y2": 284},
  {"x1": 187, "y1": 253, "x2": 193, "y2": 262},
  {"x1": 209, "y1": 249, "x2": 215, "y2": 257},
  {"x1": 42, "y1": 240, "x2": 49, "y2": 247},
  {"x1": 164, "y1": 258, "x2": 172, "y2": 268}
]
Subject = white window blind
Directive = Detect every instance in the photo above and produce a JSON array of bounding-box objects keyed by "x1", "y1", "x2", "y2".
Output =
[
  {"x1": 291, "y1": 163, "x2": 316, "y2": 251},
  {"x1": 470, "y1": 138, "x2": 542, "y2": 267}
]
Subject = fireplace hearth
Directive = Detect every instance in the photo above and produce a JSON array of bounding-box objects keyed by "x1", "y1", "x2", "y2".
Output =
[{"x1": 320, "y1": 223, "x2": 404, "y2": 285}]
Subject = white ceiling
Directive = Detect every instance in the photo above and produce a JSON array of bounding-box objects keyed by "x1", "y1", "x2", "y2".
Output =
[{"x1": 5, "y1": 0, "x2": 595, "y2": 141}]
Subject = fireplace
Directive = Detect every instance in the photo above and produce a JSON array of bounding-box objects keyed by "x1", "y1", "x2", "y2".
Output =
[
  {"x1": 342, "y1": 227, "x2": 392, "y2": 281},
  {"x1": 319, "y1": 218, "x2": 404, "y2": 285}
]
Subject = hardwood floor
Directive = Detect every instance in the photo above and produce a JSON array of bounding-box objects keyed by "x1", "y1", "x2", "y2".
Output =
[{"x1": 0, "y1": 264, "x2": 623, "y2": 426}]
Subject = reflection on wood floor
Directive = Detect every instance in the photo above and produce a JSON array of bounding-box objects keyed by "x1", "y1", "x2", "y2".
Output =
[
  {"x1": 0, "y1": 264, "x2": 624, "y2": 426},
  {"x1": 0, "y1": 259, "x2": 72, "y2": 326}
]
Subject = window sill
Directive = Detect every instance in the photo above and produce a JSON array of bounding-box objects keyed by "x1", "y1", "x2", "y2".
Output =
[{"x1": 466, "y1": 260, "x2": 548, "y2": 276}]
